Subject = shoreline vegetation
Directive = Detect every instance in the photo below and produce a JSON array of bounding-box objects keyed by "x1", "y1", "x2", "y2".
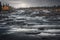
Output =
[{"x1": 17, "y1": 6, "x2": 60, "y2": 12}]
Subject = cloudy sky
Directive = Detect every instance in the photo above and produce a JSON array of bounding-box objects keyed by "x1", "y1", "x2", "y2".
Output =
[{"x1": 0, "y1": 0, "x2": 60, "y2": 8}]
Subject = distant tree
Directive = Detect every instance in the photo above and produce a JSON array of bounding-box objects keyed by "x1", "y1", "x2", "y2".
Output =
[{"x1": 0, "y1": 2, "x2": 2, "y2": 11}]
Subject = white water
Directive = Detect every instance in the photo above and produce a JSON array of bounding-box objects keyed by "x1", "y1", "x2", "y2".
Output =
[{"x1": 0, "y1": 9, "x2": 60, "y2": 36}]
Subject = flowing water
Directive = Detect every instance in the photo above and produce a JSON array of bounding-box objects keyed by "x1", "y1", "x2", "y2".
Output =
[{"x1": 0, "y1": 9, "x2": 60, "y2": 40}]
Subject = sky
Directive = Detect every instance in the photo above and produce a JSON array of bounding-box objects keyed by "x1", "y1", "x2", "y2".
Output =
[{"x1": 0, "y1": 0, "x2": 60, "y2": 8}]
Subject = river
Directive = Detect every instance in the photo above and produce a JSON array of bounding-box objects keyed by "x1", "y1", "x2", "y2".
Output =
[{"x1": 0, "y1": 9, "x2": 60, "y2": 40}]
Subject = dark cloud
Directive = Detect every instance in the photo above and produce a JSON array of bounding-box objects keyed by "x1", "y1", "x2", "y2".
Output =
[{"x1": 1, "y1": 0, "x2": 60, "y2": 8}]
